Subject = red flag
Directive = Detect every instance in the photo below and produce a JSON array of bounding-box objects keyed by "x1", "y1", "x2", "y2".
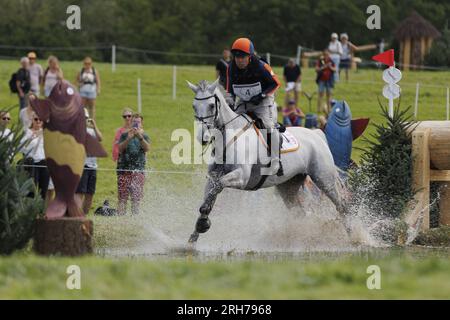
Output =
[{"x1": 372, "y1": 49, "x2": 395, "y2": 67}]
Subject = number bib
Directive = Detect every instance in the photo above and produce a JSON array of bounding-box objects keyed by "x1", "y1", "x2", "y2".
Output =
[{"x1": 232, "y1": 83, "x2": 262, "y2": 102}]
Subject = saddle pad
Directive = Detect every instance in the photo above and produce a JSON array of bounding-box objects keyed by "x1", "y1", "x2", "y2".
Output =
[{"x1": 281, "y1": 131, "x2": 299, "y2": 154}]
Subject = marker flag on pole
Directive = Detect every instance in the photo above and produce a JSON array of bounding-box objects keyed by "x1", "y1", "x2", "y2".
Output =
[{"x1": 372, "y1": 49, "x2": 395, "y2": 67}]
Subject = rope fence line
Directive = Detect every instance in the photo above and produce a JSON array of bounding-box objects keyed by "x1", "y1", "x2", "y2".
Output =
[{"x1": 17, "y1": 164, "x2": 206, "y2": 175}]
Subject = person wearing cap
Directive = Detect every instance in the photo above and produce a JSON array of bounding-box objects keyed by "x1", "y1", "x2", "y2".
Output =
[
  {"x1": 283, "y1": 99, "x2": 305, "y2": 127},
  {"x1": 283, "y1": 58, "x2": 302, "y2": 106},
  {"x1": 328, "y1": 33, "x2": 343, "y2": 82},
  {"x1": 226, "y1": 37, "x2": 283, "y2": 176},
  {"x1": 27, "y1": 52, "x2": 43, "y2": 96},
  {"x1": 75, "y1": 108, "x2": 103, "y2": 215},
  {"x1": 339, "y1": 33, "x2": 357, "y2": 82}
]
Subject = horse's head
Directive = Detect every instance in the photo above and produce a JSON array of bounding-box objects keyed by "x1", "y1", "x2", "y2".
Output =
[{"x1": 187, "y1": 79, "x2": 220, "y2": 145}]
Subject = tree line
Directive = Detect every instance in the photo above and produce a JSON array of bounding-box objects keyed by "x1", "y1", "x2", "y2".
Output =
[{"x1": 0, "y1": 0, "x2": 448, "y2": 65}]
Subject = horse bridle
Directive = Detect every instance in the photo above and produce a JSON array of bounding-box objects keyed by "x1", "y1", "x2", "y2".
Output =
[
  {"x1": 194, "y1": 93, "x2": 248, "y2": 130},
  {"x1": 194, "y1": 93, "x2": 252, "y2": 157},
  {"x1": 194, "y1": 94, "x2": 221, "y2": 128}
]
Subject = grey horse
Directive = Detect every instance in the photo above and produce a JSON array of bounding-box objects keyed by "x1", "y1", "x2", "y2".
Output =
[{"x1": 187, "y1": 79, "x2": 350, "y2": 245}]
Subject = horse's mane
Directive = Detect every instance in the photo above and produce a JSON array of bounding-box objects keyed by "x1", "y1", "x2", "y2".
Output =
[{"x1": 198, "y1": 80, "x2": 209, "y2": 92}]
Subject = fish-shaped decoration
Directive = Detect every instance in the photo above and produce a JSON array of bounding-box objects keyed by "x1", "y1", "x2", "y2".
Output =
[{"x1": 30, "y1": 80, "x2": 107, "y2": 219}]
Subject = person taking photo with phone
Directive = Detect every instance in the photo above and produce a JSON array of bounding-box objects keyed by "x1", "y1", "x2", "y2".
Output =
[{"x1": 117, "y1": 113, "x2": 150, "y2": 215}]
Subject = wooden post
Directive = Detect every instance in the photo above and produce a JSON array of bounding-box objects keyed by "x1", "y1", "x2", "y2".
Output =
[
  {"x1": 403, "y1": 38, "x2": 411, "y2": 71},
  {"x1": 439, "y1": 184, "x2": 450, "y2": 226},
  {"x1": 414, "y1": 82, "x2": 420, "y2": 119},
  {"x1": 296, "y1": 46, "x2": 302, "y2": 66},
  {"x1": 301, "y1": 57, "x2": 309, "y2": 69},
  {"x1": 420, "y1": 37, "x2": 426, "y2": 65},
  {"x1": 172, "y1": 65, "x2": 177, "y2": 100},
  {"x1": 447, "y1": 87, "x2": 449, "y2": 121},
  {"x1": 137, "y1": 78, "x2": 142, "y2": 113},
  {"x1": 34, "y1": 217, "x2": 93, "y2": 256},
  {"x1": 407, "y1": 127, "x2": 431, "y2": 230},
  {"x1": 112, "y1": 45, "x2": 116, "y2": 72}
]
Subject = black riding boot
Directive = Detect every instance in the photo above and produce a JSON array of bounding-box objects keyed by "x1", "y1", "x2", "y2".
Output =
[{"x1": 267, "y1": 128, "x2": 284, "y2": 176}]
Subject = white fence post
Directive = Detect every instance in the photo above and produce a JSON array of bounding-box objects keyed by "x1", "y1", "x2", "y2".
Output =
[
  {"x1": 266, "y1": 53, "x2": 271, "y2": 65},
  {"x1": 296, "y1": 45, "x2": 302, "y2": 66},
  {"x1": 172, "y1": 65, "x2": 177, "y2": 100},
  {"x1": 137, "y1": 78, "x2": 142, "y2": 113},
  {"x1": 414, "y1": 82, "x2": 420, "y2": 119},
  {"x1": 112, "y1": 45, "x2": 116, "y2": 72},
  {"x1": 447, "y1": 87, "x2": 449, "y2": 121}
]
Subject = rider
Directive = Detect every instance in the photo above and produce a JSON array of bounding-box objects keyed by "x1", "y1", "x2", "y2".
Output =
[{"x1": 226, "y1": 37, "x2": 283, "y2": 176}]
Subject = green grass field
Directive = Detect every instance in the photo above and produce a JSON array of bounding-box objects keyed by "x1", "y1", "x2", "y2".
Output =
[
  {"x1": 1, "y1": 249, "x2": 449, "y2": 299},
  {"x1": 1, "y1": 59, "x2": 449, "y2": 299}
]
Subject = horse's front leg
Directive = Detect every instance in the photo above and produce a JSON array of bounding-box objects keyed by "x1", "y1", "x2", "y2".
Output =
[{"x1": 188, "y1": 168, "x2": 246, "y2": 244}]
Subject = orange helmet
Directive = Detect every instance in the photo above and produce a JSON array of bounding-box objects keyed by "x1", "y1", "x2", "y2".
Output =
[{"x1": 231, "y1": 38, "x2": 255, "y2": 56}]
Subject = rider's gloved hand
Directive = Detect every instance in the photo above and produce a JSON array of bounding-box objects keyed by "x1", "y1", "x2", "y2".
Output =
[{"x1": 249, "y1": 93, "x2": 266, "y2": 105}]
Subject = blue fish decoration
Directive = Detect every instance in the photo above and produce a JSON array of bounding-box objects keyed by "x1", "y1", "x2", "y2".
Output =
[{"x1": 325, "y1": 101, "x2": 353, "y2": 171}]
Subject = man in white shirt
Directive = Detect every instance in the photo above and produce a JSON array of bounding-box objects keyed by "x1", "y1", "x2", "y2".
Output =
[
  {"x1": 27, "y1": 52, "x2": 43, "y2": 96},
  {"x1": 328, "y1": 33, "x2": 343, "y2": 82}
]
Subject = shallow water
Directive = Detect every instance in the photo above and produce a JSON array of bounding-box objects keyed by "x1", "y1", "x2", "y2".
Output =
[{"x1": 96, "y1": 174, "x2": 449, "y2": 261}]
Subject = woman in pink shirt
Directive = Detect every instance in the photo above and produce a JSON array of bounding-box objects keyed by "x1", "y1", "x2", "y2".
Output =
[{"x1": 112, "y1": 107, "x2": 134, "y2": 161}]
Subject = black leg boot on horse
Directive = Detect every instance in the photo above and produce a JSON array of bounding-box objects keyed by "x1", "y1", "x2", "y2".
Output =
[{"x1": 188, "y1": 178, "x2": 224, "y2": 244}]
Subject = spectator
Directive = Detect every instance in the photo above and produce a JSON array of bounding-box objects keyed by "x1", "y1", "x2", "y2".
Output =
[
  {"x1": 283, "y1": 58, "x2": 302, "y2": 105},
  {"x1": 215, "y1": 49, "x2": 231, "y2": 91},
  {"x1": 112, "y1": 107, "x2": 134, "y2": 162},
  {"x1": 20, "y1": 113, "x2": 49, "y2": 200},
  {"x1": 339, "y1": 33, "x2": 357, "y2": 82},
  {"x1": 315, "y1": 49, "x2": 336, "y2": 115},
  {"x1": 76, "y1": 57, "x2": 101, "y2": 120},
  {"x1": 283, "y1": 99, "x2": 305, "y2": 127},
  {"x1": 0, "y1": 111, "x2": 12, "y2": 140},
  {"x1": 27, "y1": 52, "x2": 43, "y2": 96},
  {"x1": 328, "y1": 33, "x2": 343, "y2": 82},
  {"x1": 16, "y1": 57, "x2": 31, "y2": 110},
  {"x1": 19, "y1": 103, "x2": 34, "y2": 129},
  {"x1": 117, "y1": 113, "x2": 150, "y2": 215},
  {"x1": 76, "y1": 108, "x2": 103, "y2": 215},
  {"x1": 43, "y1": 55, "x2": 63, "y2": 97}
]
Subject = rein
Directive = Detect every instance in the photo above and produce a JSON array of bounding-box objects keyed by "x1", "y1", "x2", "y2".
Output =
[{"x1": 194, "y1": 93, "x2": 253, "y2": 155}]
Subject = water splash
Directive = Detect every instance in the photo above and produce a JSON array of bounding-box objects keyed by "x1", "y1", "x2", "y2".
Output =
[{"x1": 99, "y1": 173, "x2": 398, "y2": 257}]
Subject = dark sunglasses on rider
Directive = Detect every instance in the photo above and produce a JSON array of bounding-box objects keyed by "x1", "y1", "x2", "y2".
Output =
[
  {"x1": 34, "y1": 118, "x2": 41, "y2": 122},
  {"x1": 2, "y1": 117, "x2": 11, "y2": 121},
  {"x1": 122, "y1": 114, "x2": 132, "y2": 119}
]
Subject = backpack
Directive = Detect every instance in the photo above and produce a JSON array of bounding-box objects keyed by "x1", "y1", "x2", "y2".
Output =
[
  {"x1": 10, "y1": 69, "x2": 31, "y2": 93},
  {"x1": 80, "y1": 67, "x2": 96, "y2": 84},
  {"x1": 9, "y1": 73, "x2": 18, "y2": 93}
]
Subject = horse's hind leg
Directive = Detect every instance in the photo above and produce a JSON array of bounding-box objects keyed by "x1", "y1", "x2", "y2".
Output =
[{"x1": 275, "y1": 174, "x2": 307, "y2": 209}]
